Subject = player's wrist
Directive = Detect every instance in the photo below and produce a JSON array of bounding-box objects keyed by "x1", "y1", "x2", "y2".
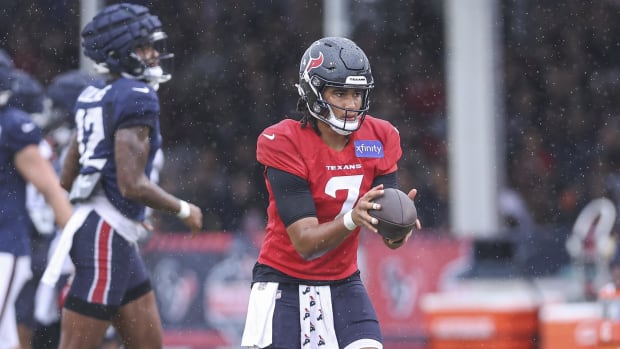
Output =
[
  {"x1": 176, "y1": 200, "x2": 191, "y2": 219},
  {"x1": 343, "y1": 210, "x2": 357, "y2": 231}
]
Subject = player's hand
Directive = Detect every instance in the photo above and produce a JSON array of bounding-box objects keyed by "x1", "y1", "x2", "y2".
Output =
[
  {"x1": 183, "y1": 203, "x2": 203, "y2": 237},
  {"x1": 382, "y1": 230, "x2": 412, "y2": 249},
  {"x1": 352, "y1": 184, "x2": 385, "y2": 233},
  {"x1": 407, "y1": 188, "x2": 422, "y2": 230},
  {"x1": 141, "y1": 220, "x2": 154, "y2": 231},
  {"x1": 381, "y1": 188, "x2": 421, "y2": 249}
]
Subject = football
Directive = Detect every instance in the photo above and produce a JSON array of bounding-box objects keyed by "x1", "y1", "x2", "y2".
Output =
[{"x1": 368, "y1": 188, "x2": 417, "y2": 241}]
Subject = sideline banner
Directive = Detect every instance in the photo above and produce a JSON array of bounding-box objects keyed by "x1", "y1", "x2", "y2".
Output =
[
  {"x1": 361, "y1": 232, "x2": 472, "y2": 344},
  {"x1": 142, "y1": 232, "x2": 260, "y2": 348},
  {"x1": 141, "y1": 231, "x2": 471, "y2": 348}
]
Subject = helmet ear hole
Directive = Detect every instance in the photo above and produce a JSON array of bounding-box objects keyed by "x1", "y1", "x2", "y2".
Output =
[{"x1": 106, "y1": 51, "x2": 120, "y2": 68}]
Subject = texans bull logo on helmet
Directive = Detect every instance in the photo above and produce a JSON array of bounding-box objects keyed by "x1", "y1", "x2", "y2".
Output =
[{"x1": 304, "y1": 52, "x2": 324, "y2": 74}]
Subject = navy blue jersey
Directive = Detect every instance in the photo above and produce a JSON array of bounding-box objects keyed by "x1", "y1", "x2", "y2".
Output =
[
  {"x1": 0, "y1": 107, "x2": 43, "y2": 255},
  {"x1": 74, "y1": 78, "x2": 162, "y2": 221}
]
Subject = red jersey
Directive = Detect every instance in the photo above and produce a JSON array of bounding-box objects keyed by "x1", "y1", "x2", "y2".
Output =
[{"x1": 256, "y1": 116, "x2": 402, "y2": 281}]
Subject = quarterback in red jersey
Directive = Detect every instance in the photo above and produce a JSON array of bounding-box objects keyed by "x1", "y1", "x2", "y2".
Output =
[{"x1": 241, "y1": 37, "x2": 420, "y2": 349}]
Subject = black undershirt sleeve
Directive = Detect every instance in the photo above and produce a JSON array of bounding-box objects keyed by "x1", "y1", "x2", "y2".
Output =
[
  {"x1": 267, "y1": 168, "x2": 399, "y2": 227},
  {"x1": 266, "y1": 167, "x2": 317, "y2": 227},
  {"x1": 372, "y1": 171, "x2": 399, "y2": 189}
]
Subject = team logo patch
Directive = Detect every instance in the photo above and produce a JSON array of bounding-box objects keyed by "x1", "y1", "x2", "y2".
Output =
[
  {"x1": 305, "y1": 52, "x2": 324, "y2": 73},
  {"x1": 354, "y1": 140, "x2": 384, "y2": 158}
]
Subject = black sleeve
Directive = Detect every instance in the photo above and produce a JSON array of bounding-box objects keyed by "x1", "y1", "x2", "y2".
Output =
[
  {"x1": 372, "y1": 171, "x2": 399, "y2": 189},
  {"x1": 266, "y1": 167, "x2": 317, "y2": 227}
]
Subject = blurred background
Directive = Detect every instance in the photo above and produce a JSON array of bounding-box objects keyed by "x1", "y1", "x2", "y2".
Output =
[{"x1": 2, "y1": 0, "x2": 620, "y2": 348}]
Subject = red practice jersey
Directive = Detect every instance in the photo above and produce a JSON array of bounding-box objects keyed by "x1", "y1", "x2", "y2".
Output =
[{"x1": 256, "y1": 116, "x2": 402, "y2": 281}]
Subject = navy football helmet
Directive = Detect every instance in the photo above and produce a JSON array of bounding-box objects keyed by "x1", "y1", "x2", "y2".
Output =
[
  {"x1": 81, "y1": 3, "x2": 173, "y2": 88},
  {"x1": 7, "y1": 69, "x2": 45, "y2": 115},
  {"x1": 47, "y1": 70, "x2": 103, "y2": 116},
  {"x1": 44, "y1": 70, "x2": 104, "y2": 131},
  {"x1": 296, "y1": 37, "x2": 374, "y2": 135}
]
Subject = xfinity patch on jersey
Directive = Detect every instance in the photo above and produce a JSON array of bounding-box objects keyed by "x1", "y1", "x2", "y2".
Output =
[{"x1": 354, "y1": 140, "x2": 384, "y2": 158}]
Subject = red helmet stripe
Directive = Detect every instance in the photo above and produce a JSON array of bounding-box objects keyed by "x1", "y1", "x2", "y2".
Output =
[{"x1": 305, "y1": 52, "x2": 324, "y2": 72}]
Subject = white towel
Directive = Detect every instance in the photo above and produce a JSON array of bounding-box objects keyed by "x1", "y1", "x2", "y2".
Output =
[
  {"x1": 299, "y1": 285, "x2": 339, "y2": 349},
  {"x1": 241, "y1": 282, "x2": 279, "y2": 348},
  {"x1": 33, "y1": 281, "x2": 58, "y2": 325}
]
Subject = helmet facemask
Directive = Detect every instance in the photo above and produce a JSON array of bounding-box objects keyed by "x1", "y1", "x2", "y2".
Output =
[
  {"x1": 133, "y1": 31, "x2": 174, "y2": 89},
  {"x1": 114, "y1": 31, "x2": 174, "y2": 90},
  {"x1": 297, "y1": 73, "x2": 372, "y2": 136}
]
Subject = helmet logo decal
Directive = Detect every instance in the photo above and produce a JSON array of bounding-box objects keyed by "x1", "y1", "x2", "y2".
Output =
[{"x1": 305, "y1": 52, "x2": 324, "y2": 73}]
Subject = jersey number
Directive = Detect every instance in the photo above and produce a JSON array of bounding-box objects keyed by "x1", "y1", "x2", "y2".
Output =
[
  {"x1": 75, "y1": 107, "x2": 106, "y2": 170},
  {"x1": 324, "y1": 175, "x2": 363, "y2": 215}
]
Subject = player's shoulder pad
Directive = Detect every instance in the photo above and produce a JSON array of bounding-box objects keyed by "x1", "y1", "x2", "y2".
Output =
[
  {"x1": 257, "y1": 119, "x2": 298, "y2": 146},
  {"x1": 2, "y1": 107, "x2": 37, "y2": 130},
  {"x1": 257, "y1": 119, "x2": 305, "y2": 174},
  {"x1": 359, "y1": 115, "x2": 400, "y2": 141},
  {"x1": 116, "y1": 78, "x2": 156, "y2": 98},
  {"x1": 359, "y1": 115, "x2": 402, "y2": 170},
  {"x1": 0, "y1": 107, "x2": 42, "y2": 143},
  {"x1": 111, "y1": 78, "x2": 159, "y2": 115},
  {"x1": 364, "y1": 115, "x2": 399, "y2": 133}
]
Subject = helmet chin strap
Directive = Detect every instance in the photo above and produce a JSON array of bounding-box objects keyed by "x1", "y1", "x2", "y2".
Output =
[
  {"x1": 116, "y1": 65, "x2": 170, "y2": 91},
  {"x1": 325, "y1": 106, "x2": 355, "y2": 135},
  {"x1": 141, "y1": 66, "x2": 171, "y2": 91}
]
